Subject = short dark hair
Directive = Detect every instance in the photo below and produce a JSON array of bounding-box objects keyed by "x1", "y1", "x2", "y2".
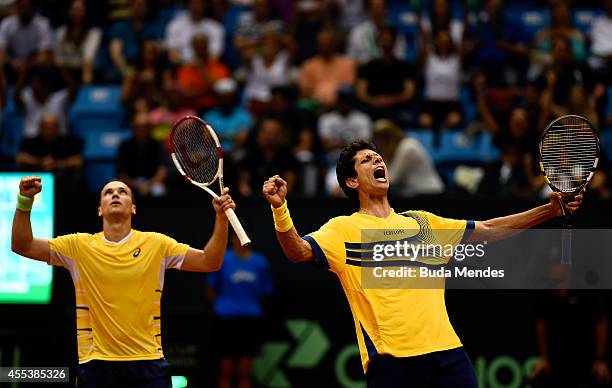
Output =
[
  {"x1": 336, "y1": 140, "x2": 378, "y2": 203},
  {"x1": 379, "y1": 25, "x2": 397, "y2": 42}
]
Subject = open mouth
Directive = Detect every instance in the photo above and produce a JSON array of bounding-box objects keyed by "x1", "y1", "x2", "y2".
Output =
[
  {"x1": 373, "y1": 166, "x2": 386, "y2": 182},
  {"x1": 111, "y1": 201, "x2": 121, "y2": 206}
]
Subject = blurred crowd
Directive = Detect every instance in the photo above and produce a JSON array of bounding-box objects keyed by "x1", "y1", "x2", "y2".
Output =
[{"x1": 2, "y1": 0, "x2": 612, "y2": 199}]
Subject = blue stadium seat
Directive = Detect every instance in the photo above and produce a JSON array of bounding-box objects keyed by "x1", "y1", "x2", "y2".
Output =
[
  {"x1": 69, "y1": 86, "x2": 124, "y2": 136},
  {"x1": 158, "y1": 5, "x2": 185, "y2": 29},
  {"x1": 506, "y1": 7, "x2": 549, "y2": 42},
  {"x1": 479, "y1": 130, "x2": 501, "y2": 161},
  {"x1": 406, "y1": 129, "x2": 436, "y2": 159},
  {"x1": 389, "y1": 2, "x2": 417, "y2": 33},
  {"x1": 388, "y1": 2, "x2": 418, "y2": 62},
  {"x1": 573, "y1": 9, "x2": 602, "y2": 34},
  {"x1": 85, "y1": 162, "x2": 117, "y2": 192},
  {"x1": 83, "y1": 129, "x2": 131, "y2": 160},
  {"x1": 436, "y1": 130, "x2": 499, "y2": 165},
  {"x1": 223, "y1": 4, "x2": 251, "y2": 34}
]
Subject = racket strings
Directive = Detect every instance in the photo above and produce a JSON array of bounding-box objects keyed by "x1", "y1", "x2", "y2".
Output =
[
  {"x1": 541, "y1": 117, "x2": 598, "y2": 193},
  {"x1": 171, "y1": 120, "x2": 220, "y2": 185}
]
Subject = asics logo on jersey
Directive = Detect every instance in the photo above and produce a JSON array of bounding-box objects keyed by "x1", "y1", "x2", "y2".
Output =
[
  {"x1": 133, "y1": 248, "x2": 141, "y2": 257},
  {"x1": 384, "y1": 230, "x2": 406, "y2": 235}
]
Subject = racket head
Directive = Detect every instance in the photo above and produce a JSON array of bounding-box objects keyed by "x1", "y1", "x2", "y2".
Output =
[
  {"x1": 168, "y1": 116, "x2": 224, "y2": 187},
  {"x1": 539, "y1": 114, "x2": 600, "y2": 194}
]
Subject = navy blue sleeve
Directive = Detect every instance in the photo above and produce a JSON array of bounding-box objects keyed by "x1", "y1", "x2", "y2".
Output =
[
  {"x1": 302, "y1": 235, "x2": 330, "y2": 269},
  {"x1": 460, "y1": 220, "x2": 476, "y2": 243}
]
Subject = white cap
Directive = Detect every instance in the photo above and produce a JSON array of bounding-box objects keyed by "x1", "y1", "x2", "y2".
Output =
[{"x1": 214, "y1": 78, "x2": 237, "y2": 95}]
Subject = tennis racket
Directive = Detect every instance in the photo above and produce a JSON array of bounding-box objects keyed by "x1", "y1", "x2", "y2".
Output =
[
  {"x1": 539, "y1": 115, "x2": 600, "y2": 265},
  {"x1": 168, "y1": 116, "x2": 251, "y2": 246}
]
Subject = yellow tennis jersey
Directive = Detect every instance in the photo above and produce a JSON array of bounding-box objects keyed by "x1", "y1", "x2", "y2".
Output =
[
  {"x1": 48, "y1": 230, "x2": 189, "y2": 363},
  {"x1": 303, "y1": 209, "x2": 474, "y2": 372}
]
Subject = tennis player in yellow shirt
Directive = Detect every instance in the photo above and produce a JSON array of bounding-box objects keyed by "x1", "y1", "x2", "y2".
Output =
[
  {"x1": 262, "y1": 140, "x2": 583, "y2": 388},
  {"x1": 12, "y1": 176, "x2": 236, "y2": 387}
]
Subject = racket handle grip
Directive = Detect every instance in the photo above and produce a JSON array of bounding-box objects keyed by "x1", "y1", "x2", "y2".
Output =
[
  {"x1": 224, "y1": 208, "x2": 251, "y2": 246},
  {"x1": 561, "y1": 227, "x2": 572, "y2": 266}
]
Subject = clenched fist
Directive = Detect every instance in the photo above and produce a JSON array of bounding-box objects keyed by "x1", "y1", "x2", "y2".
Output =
[
  {"x1": 19, "y1": 176, "x2": 42, "y2": 198},
  {"x1": 262, "y1": 175, "x2": 287, "y2": 208}
]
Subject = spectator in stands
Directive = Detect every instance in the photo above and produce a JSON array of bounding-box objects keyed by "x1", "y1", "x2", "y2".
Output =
[
  {"x1": 372, "y1": 119, "x2": 444, "y2": 197},
  {"x1": 234, "y1": 0, "x2": 284, "y2": 66},
  {"x1": 209, "y1": 0, "x2": 229, "y2": 22},
  {"x1": 290, "y1": 0, "x2": 331, "y2": 65},
  {"x1": 117, "y1": 112, "x2": 168, "y2": 197},
  {"x1": 493, "y1": 107, "x2": 539, "y2": 158},
  {"x1": 473, "y1": 73, "x2": 521, "y2": 136},
  {"x1": 523, "y1": 84, "x2": 544, "y2": 132},
  {"x1": 533, "y1": 34, "x2": 602, "y2": 121},
  {"x1": 16, "y1": 113, "x2": 83, "y2": 188},
  {"x1": 176, "y1": 33, "x2": 230, "y2": 113},
  {"x1": 298, "y1": 28, "x2": 355, "y2": 108},
  {"x1": 266, "y1": 85, "x2": 317, "y2": 146},
  {"x1": 292, "y1": 125, "x2": 326, "y2": 197},
  {"x1": 331, "y1": 0, "x2": 366, "y2": 32},
  {"x1": 109, "y1": 0, "x2": 163, "y2": 80},
  {"x1": 243, "y1": 28, "x2": 293, "y2": 115},
  {"x1": 165, "y1": 0, "x2": 225, "y2": 64},
  {"x1": 478, "y1": 108, "x2": 544, "y2": 197},
  {"x1": 419, "y1": 0, "x2": 464, "y2": 47},
  {"x1": 122, "y1": 40, "x2": 172, "y2": 115},
  {"x1": 463, "y1": 0, "x2": 529, "y2": 86},
  {"x1": 541, "y1": 83, "x2": 602, "y2": 129},
  {"x1": 589, "y1": 0, "x2": 612, "y2": 85},
  {"x1": 207, "y1": 231, "x2": 273, "y2": 388},
  {"x1": 0, "y1": 0, "x2": 53, "y2": 101},
  {"x1": 149, "y1": 85, "x2": 196, "y2": 143},
  {"x1": 267, "y1": 0, "x2": 295, "y2": 23},
  {"x1": 104, "y1": 0, "x2": 135, "y2": 22},
  {"x1": 356, "y1": 26, "x2": 416, "y2": 124},
  {"x1": 54, "y1": 0, "x2": 102, "y2": 85},
  {"x1": 328, "y1": 0, "x2": 367, "y2": 34},
  {"x1": 203, "y1": 78, "x2": 253, "y2": 158},
  {"x1": 15, "y1": 65, "x2": 76, "y2": 138},
  {"x1": 588, "y1": 157, "x2": 612, "y2": 199},
  {"x1": 532, "y1": 290, "x2": 610, "y2": 388},
  {"x1": 418, "y1": 29, "x2": 463, "y2": 130},
  {"x1": 239, "y1": 117, "x2": 297, "y2": 196},
  {"x1": 346, "y1": 0, "x2": 406, "y2": 64},
  {"x1": 318, "y1": 85, "x2": 371, "y2": 162},
  {"x1": 530, "y1": 0, "x2": 586, "y2": 75}
]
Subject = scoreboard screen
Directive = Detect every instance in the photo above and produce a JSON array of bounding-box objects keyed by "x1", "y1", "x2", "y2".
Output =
[{"x1": 0, "y1": 173, "x2": 54, "y2": 303}]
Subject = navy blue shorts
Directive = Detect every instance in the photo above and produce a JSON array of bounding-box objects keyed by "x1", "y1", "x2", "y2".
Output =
[
  {"x1": 366, "y1": 347, "x2": 478, "y2": 388},
  {"x1": 76, "y1": 359, "x2": 171, "y2": 388}
]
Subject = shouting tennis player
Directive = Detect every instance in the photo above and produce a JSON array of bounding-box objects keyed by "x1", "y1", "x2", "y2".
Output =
[
  {"x1": 262, "y1": 140, "x2": 583, "y2": 388},
  {"x1": 12, "y1": 176, "x2": 235, "y2": 387}
]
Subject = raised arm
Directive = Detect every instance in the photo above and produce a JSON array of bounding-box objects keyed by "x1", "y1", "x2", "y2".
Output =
[
  {"x1": 468, "y1": 191, "x2": 583, "y2": 242},
  {"x1": 180, "y1": 188, "x2": 234, "y2": 272},
  {"x1": 262, "y1": 175, "x2": 313, "y2": 263},
  {"x1": 11, "y1": 176, "x2": 51, "y2": 262}
]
